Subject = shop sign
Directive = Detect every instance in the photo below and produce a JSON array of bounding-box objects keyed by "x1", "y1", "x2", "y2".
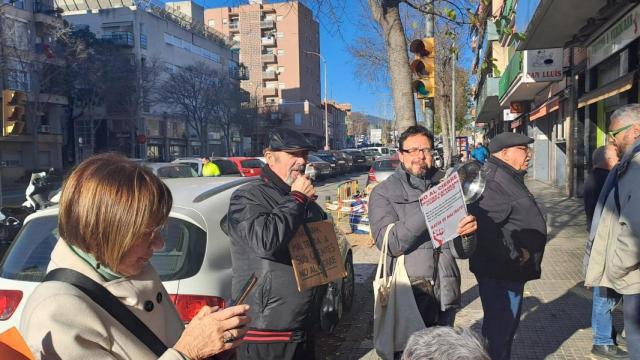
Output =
[
  {"x1": 588, "y1": 4, "x2": 640, "y2": 69},
  {"x1": 503, "y1": 109, "x2": 520, "y2": 122},
  {"x1": 524, "y1": 48, "x2": 563, "y2": 82}
]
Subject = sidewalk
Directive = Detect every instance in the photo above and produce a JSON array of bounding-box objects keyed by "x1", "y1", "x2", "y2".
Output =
[{"x1": 355, "y1": 179, "x2": 621, "y2": 360}]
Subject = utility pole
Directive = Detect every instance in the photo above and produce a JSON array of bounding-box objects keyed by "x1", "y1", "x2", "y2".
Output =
[
  {"x1": 451, "y1": 53, "x2": 456, "y2": 165},
  {"x1": 424, "y1": 0, "x2": 435, "y2": 133}
]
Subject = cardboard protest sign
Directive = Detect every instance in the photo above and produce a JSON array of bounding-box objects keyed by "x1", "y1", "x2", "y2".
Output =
[
  {"x1": 289, "y1": 220, "x2": 347, "y2": 292},
  {"x1": 419, "y1": 173, "x2": 468, "y2": 248}
]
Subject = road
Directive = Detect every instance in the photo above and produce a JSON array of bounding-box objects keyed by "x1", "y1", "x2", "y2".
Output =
[{"x1": 312, "y1": 172, "x2": 381, "y2": 360}]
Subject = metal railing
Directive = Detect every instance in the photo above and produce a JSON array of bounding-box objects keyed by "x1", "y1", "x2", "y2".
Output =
[
  {"x1": 102, "y1": 32, "x2": 135, "y2": 47},
  {"x1": 498, "y1": 51, "x2": 522, "y2": 99}
]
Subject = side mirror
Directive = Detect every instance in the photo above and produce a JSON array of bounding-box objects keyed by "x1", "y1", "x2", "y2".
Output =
[{"x1": 445, "y1": 160, "x2": 486, "y2": 204}]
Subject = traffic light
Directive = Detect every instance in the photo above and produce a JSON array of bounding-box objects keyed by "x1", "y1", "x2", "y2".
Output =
[
  {"x1": 2, "y1": 90, "x2": 26, "y2": 136},
  {"x1": 410, "y1": 37, "x2": 435, "y2": 99}
]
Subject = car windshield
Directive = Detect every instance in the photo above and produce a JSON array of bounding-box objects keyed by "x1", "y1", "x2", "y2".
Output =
[
  {"x1": 380, "y1": 148, "x2": 389, "y2": 154},
  {"x1": 345, "y1": 150, "x2": 363, "y2": 156},
  {"x1": 0, "y1": 215, "x2": 207, "y2": 282},
  {"x1": 362, "y1": 149, "x2": 382, "y2": 156},
  {"x1": 213, "y1": 160, "x2": 241, "y2": 175},
  {"x1": 317, "y1": 155, "x2": 336, "y2": 162},
  {"x1": 155, "y1": 165, "x2": 198, "y2": 178},
  {"x1": 373, "y1": 159, "x2": 400, "y2": 171},
  {"x1": 240, "y1": 159, "x2": 264, "y2": 169}
]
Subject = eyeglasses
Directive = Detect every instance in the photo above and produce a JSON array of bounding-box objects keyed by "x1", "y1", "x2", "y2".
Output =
[
  {"x1": 401, "y1": 147, "x2": 435, "y2": 156},
  {"x1": 607, "y1": 124, "x2": 633, "y2": 138}
]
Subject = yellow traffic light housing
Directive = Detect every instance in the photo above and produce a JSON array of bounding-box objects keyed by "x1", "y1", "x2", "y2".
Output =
[
  {"x1": 2, "y1": 90, "x2": 27, "y2": 136},
  {"x1": 409, "y1": 38, "x2": 436, "y2": 99}
]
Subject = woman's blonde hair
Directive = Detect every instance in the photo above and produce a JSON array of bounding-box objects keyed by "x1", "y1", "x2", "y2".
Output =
[{"x1": 58, "y1": 153, "x2": 172, "y2": 270}]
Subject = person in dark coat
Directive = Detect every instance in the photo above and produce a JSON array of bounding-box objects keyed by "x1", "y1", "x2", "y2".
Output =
[
  {"x1": 468, "y1": 132, "x2": 548, "y2": 360},
  {"x1": 227, "y1": 128, "x2": 324, "y2": 360},
  {"x1": 369, "y1": 125, "x2": 478, "y2": 331},
  {"x1": 583, "y1": 145, "x2": 627, "y2": 359}
]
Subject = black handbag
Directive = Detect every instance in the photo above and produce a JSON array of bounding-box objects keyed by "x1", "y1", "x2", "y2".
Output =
[{"x1": 44, "y1": 268, "x2": 168, "y2": 357}]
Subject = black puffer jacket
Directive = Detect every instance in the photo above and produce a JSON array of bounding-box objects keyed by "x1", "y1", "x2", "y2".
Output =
[
  {"x1": 227, "y1": 166, "x2": 325, "y2": 331},
  {"x1": 469, "y1": 157, "x2": 548, "y2": 282}
]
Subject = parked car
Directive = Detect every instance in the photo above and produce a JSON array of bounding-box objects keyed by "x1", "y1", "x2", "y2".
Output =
[
  {"x1": 318, "y1": 151, "x2": 348, "y2": 175},
  {"x1": 312, "y1": 153, "x2": 339, "y2": 176},
  {"x1": 367, "y1": 155, "x2": 400, "y2": 187},
  {"x1": 172, "y1": 157, "x2": 241, "y2": 177},
  {"x1": 0, "y1": 177, "x2": 354, "y2": 334},
  {"x1": 142, "y1": 162, "x2": 198, "y2": 178},
  {"x1": 360, "y1": 148, "x2": 383, "y2": 164},
  {"x1": 364, "y1": 147, "x2": 391, "y2": 156},
  {"x1": 228, "y1": 157, "x2": 264, "y2": 177},
  {"x1": 306, "y1": 155, "x2": 332, "y2": 181},
  {"x1": 341, "y1": 149, "x2": 368, "y2": 171}
]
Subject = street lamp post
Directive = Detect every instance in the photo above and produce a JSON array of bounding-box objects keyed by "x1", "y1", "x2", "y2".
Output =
[{"x1": 304, "y1": 50, "x2": 329, "y2": 150}]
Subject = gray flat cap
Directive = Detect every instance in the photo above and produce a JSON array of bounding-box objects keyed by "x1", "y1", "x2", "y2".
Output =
[{"x1": 488, "y1": 132, "x2": 534, "y2": 153}]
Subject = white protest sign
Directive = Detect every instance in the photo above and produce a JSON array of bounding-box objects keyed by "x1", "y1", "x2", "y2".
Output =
[{"x1": 419, "y1": 173, "x2": 468, "y2": 248}]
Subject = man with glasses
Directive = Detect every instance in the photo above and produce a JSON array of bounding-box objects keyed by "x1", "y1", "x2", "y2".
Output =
[
  {"x1": 468, "y1": 132, "x2": 548, "y2": 360},
  {"x1": 586, "y1": 104, "x2": 640, "y2": 360},
  {"x1": 227, "y1": 128, "x2": 325, "y2": 360},
  {"x1": 369, "y1": 125, "x2": 478, "y2": 332}
]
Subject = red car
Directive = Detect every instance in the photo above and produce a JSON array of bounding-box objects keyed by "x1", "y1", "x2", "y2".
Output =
[{"x1": 228, "y1": 157, "x2": 264, "y2": 177}]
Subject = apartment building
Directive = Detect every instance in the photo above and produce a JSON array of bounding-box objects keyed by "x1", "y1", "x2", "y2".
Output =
[
  {"x1": 205, "y1": 0, "x2": 324, "y2": 151},
  {"x1": 57, "y1": 0, "x2": 240, "y2": 160},
  {"x1": 324, "y1": 101, "x2": 350, "y2": 149},
  {"x1": 0, "y1": 0, "x2": 67, "y2": 185}
]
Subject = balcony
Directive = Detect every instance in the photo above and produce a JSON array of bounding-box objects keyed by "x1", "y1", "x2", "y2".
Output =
[
  {"x1": 261, "y1": 37, "x2": 276, "y2": 47},
  {"x1": 102, "y1": 32, "x2": 135, "y2": 47},
  {"x1": 475, "y1": 77, "x2": 500, "y2": 124},
  {"x1": 498, "y1": 51, "x2": 523, "y2": 99},
  {"x1": 261, "y1": 53, "x2": 277, "y2": 63},
  {"x1": 33, "y1": 2, "x2": 63, "y2": 27},
  {"x1": 499, "y1": 49, "x2": 564, "y2": 107},
  {"x1": 140, "y1": 33, "x2": 148, "y2": 49},
  {"x1": 262, "y1": 87, "x2": 278, "y2": 97},
  {"x1": 260, "y1": 19, "x2": 275, "y2": 28},
  {"x1": 263, "y1": 70, "x2": 278, "y2": 80},
  {"x1": 229, "y1": 22, "x2": 239, "y2": 32}
]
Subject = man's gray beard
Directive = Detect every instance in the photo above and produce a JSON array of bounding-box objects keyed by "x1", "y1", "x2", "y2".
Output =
[{"x1": 286, "y1": 167, "x2": 305, "y2": 185}]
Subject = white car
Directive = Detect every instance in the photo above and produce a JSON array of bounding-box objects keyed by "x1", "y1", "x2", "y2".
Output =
[{"x1": 0, "y1": 177, "x2": 354, "y2": 333}]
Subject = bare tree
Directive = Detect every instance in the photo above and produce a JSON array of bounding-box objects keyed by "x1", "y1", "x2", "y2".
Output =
[
  {"x1": 156, "y1": 62, "x2": 219, "y2": 156},
  {"x1": 212, "y1": 75, "x2": 248, "y2": 156}
]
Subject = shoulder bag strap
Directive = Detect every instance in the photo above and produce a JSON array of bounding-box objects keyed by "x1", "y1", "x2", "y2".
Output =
[
  {"x1": 375, "y1": 223, "x2": 395, "y2": 282},
  {"x1": 431, "y1": 247, "x2": 441, "y2": 285},
  {"x1": 43, "y1": 268, "x2": 168, "y2": 357}
]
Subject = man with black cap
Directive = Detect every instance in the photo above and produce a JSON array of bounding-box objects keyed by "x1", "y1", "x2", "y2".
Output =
[
  {"x1": 468, "y1": 132, "x2": 548, "y2": 360},
  {"x1": 227, "y1": 128, "x2": 324, "y2": 360}
]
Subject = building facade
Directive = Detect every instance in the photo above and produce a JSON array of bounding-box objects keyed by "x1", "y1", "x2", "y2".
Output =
[
  {"x1": 0, "y1": 0, "x2": 67, "y2": 185},
  {"x1": 205, "y1": 0, "x2": 325, "y2": 152},
  {"x1": 473, "y1": 0, "x2": 637, "y2": 197},
  {"x1": 57, "y1": 0, "x2": 240, "y2": 160},
  {"x1": 324, "y1": 101, "x2": 350, "y2": 150}
]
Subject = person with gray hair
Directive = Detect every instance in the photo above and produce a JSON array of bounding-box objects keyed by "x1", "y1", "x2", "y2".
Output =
[
  {"x1": 582, "y1": 145, "x2": 626, "y2": 359},
  {"x1": 402, "y1": 326, "x2": 489, "y2": 360},
  {"x1": 586, "y1": 103, "x2": 640, "y2": 359}
]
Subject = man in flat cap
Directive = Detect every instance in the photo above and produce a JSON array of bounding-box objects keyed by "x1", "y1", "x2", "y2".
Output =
[
  {"x1": 227, "y1": 128, "x2": 325, "y2": 360},
  {"x1": 468, "y1": 132, "x2": 548, "y2": 360}
]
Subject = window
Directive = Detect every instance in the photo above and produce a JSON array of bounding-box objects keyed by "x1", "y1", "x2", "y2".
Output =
[
  {"x1": 208, "y1": 19, "x2": 216, "y2": 27},
  {"x1": 265, "y1": 81, "x2": 277, "y2": 88},
  {"x1": 7, "y1": 59, "x2": 30, "y2": 91},
  {"x1": 1, "y1": 150, "x2": 22, "y2": 167}
]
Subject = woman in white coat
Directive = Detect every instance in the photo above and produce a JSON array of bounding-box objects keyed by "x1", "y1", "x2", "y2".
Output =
[{"x1": 20, "y1": 153, "x2": 250, "y2": 360}]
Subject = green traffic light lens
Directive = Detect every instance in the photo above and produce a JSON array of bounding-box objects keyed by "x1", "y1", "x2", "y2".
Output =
[{"x1": 416, "y1": 83, "x2": 428, "y2": 96}]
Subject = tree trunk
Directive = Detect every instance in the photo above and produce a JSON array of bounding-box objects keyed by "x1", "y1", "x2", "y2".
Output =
[{"x1": 368, "y1": 0, "x2": 416, "y2": 131}]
